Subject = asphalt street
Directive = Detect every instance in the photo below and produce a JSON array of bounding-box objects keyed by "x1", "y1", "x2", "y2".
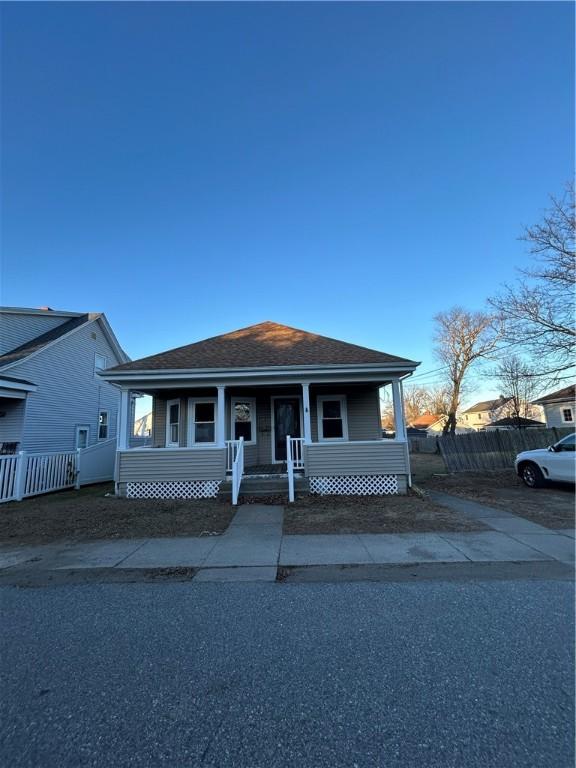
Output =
[{"x1": 1, "y1": 575, "x2": 573, "y2": 768}]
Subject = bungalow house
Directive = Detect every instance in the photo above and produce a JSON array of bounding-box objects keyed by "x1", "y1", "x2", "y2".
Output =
[
  {"x1": 100, "y1": 321, "x2": 419, "y2": 499},
  {"x1": 0, "y1": 306, "x2": 128, "y2": 454},
  {"x1": 533, "y1": 385, "x2": 575, "y2": 428}
]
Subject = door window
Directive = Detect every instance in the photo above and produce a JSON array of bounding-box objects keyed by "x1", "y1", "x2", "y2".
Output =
[
  {"x1": 76, "y1": 426, "x2": 89, "y2": 449},
  {"x1": 274, "y1": 399, "x2": 301, "y2": 461}
]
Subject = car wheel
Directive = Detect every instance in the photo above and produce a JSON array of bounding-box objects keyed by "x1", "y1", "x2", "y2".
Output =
[{"x1": 520, "y1": 462, "x2": 545, "y2": 488}]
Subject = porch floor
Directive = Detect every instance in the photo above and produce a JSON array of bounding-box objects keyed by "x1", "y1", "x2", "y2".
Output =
[{"x1": 243, "y1": 463, "x2": 287, "y2": 476}]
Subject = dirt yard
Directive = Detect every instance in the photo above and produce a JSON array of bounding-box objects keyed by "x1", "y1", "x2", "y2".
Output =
[
  {"x1": 283, "y1": 493, "x2": 487, "y2": 535},
  {"x1": 0, "y1": 483, "x2": 237, "y2": 545},
  {"x1": 414, "y1": 454, "x2": 575, "y2": 530}
]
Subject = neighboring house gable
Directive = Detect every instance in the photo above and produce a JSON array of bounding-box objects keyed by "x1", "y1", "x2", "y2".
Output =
[
  {"x1": 461, "y1": 397, "x2": 512, "y2": 431},
  {"x1": 533, "y1": 385, "x2": 576, "y2": 429},
  {"x1": 0, "y1": 307, "x2": 77, "y2": 355},
  {"x1": 0, "y1": 308, "x2": 129, "y2": 453}
]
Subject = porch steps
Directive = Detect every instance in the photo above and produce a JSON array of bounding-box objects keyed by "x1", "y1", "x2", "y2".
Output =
[{"x1": 220, "y1": 474, "x2": 309, "y2": 499}]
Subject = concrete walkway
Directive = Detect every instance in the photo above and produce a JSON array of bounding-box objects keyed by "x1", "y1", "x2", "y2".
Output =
[{"x1": 0, "y1": 497, "x2": 573, "y2": 582}]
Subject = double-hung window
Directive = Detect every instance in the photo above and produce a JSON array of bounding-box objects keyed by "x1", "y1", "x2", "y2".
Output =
[
  {"x1": 95, "y1": 353, "x2": 107, "y2": 372},
  {"x1": 231, "y1": 398, "x2": 256, "y2": 444},
  {"x1": 317, "y1": 395, "x2": 348, "y2": 441},
  {"x1": 189, "y1": 399, "x2": 217, "y2": 444},
  {"x1": 562, "y1": 408, "x2": 573, "y2": 423},
  {"x1": 98, "y1": 410, "x2": 109, "y2": 440},
  {"x1": 166, "y1": 399, "x2": 180, "y2": 447}
]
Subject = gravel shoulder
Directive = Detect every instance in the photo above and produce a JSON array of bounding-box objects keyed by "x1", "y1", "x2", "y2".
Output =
[{"x1": 0, "y1": 483, "x2": 236, "y2": 545}]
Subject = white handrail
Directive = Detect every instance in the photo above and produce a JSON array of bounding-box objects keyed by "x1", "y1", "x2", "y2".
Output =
[
  {"x1": 231, "y1": 437, "x2": 244, "y2": 505},
  {"x1": 286, "y1": 436, "x2": 305, "y2": 503},
  {"x1": 225, "y1": 439, "x2": 240, "y2": 471}
]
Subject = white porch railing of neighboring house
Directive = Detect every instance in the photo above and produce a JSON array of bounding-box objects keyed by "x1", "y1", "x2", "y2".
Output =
[
  {"x1": 286, "y1": 436, "x2": 305, "y2": 503},
  {"x1": 0, "y1": 440, "x2": 118, "y2": 504},
  {"x1": 0, "y1": 450, "x2": 79, "y2": 504},
  {"x1": 230, "y1": 437, "x2": 244, "y2": 505}
]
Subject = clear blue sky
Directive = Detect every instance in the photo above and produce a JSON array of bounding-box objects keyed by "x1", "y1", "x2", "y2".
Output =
[{"x1": 1, "y1": 2, "x2": 574, "y2": 400}]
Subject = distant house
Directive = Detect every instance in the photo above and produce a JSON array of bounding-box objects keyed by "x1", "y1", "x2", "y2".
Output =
[
  {"x1": 461, "y1": 397, "x2": 513, "y2": 431},
  {"x1": 409, "y1": 412, "x2": 470, "y2": 436},
  {"x1": 134, "y1": 411, "x2": 152, "y2": 437},
  {"x1": 533, "y1": 385, "x2": 575, "y2": 428},
  {"x1": 0, "y1": 307, "x2": 128, "y2": 454},
  {"x1": 485, "y1": 416, "x2": 545, "y2": 431}
]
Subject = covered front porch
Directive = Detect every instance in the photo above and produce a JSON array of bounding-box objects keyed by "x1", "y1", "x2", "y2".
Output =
[
  {"x1": 0, "y1": 376, "x2": 37, "y2": 454},
  {"x1": 114, "y1": 379, "x2": 410, "y2": 501}
]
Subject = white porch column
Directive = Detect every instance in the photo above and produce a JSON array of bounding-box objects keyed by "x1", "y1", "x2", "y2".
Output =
[
  {"x1": 216, "y1": 385, "x2": 226, "y2": 446},
  {"x1": 391, "y1": 379, "x2": 407, "y2": 441},
  {"x1": 118, "y1": 389, "x2": 130, "y2": 450},
  {"x1": 302, "y1": 382, "x2": 312, "y2": 444}
]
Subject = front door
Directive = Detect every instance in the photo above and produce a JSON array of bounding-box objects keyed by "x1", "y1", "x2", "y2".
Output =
[{"x1": 273, "y1": 398, "x2": 301, "y2": 462}]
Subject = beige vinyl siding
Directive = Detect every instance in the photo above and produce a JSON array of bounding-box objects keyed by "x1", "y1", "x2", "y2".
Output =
[
  {"x1": 152, "y1": 398, "x2": 167, "y2": 447},
  {"x1": 310, "y1": 385, "x2": 381, "y2": 442},
  {"x1": 305, "y1": 441, "x2": 408, "y2": 476},
  {"x1": 118, "y1": 448, "x2": 226, "y2": 482}
]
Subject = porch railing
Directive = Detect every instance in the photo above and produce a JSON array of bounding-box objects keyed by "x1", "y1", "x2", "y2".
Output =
[
  {"x1": 286, "y1": 436, "x2": 305, "y2": 503},
  {"x1": 226, "y1": 439, "x2": 241, "y2": 472},
  {"x1": 231, "y1": 437, "x2": 244, "y2": 505}
]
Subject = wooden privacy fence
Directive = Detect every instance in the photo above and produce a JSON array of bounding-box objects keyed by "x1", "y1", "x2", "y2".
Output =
[{"x1": 438, "y1": 427, "x2": 573, "y2": 472}]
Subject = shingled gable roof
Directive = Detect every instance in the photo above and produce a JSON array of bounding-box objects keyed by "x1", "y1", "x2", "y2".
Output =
[
  {"x1": 461, "y1": 397, "x2": 511, "y2": 414},
  {"x1": 108, "y1": 322, "x2": 417, "y2": 372},
  {"x1": 533, "y1": 384, "x2": 575, "y2": 405},
  {"x1": 0, "y1": 314, "x2": 93, "y2": 367}
]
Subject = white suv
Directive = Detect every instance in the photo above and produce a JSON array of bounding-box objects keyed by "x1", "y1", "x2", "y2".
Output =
[{"x1": 515, "y1": 433, "x2": 576, "y2": 488}]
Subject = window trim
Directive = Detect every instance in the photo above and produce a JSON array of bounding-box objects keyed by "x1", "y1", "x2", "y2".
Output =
[
  {"x1": 165, "y1": 399, "x2": 180, "y2": 448},
  {"x1": 98, "y1": 410, "x2": 109, "y2": 440},
  {"x1": 317, "y1": 395, "x2": 349, "y2": 442},
  {"x1": 75, "y1": 425, "x2": 90, "y2": 449},
  {"x1": 188, "y1": 397, "x2": 218, "y2": 446},
  {"x1": 562, "y1": 408, "x2": 573, "y2": 423},
  {"x1": 230, "y1": 397, "x2": 257, "y2": 446},
  {"x1": 94, "y1": 353, "x2": 107, "y2": 373}
]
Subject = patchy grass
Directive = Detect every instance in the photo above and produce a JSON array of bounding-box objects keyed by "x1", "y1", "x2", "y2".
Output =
[
  {"x1": 0, "y1": 483, "x2": 236, "y2": 545},
  {"x1": 284, "y1": 492, "x2": 487, "y2": 535},
  {"x1": 422, "y1": 469, "x2": 575, "y2": 530},
  {"x1": 410, "y1": 452, "x2": 447, "y2": 484}
]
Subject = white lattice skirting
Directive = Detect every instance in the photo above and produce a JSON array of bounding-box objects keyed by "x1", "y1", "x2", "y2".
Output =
[
  {"x1": 126, "y1": 481, "x2": 221, "y2": 499},
  {"x1": 309, "y1": 475, "x2": 399, "y2": 496}
]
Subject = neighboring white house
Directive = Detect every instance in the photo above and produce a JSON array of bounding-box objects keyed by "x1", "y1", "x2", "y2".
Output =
[
  {"x1": 460, "y1": 397, "x2": 513, "y2": 431},
  {"x1": 0, "y1": 307, "x2": 129, "y2": 454},
  {"x1": 533, "y1": 385, "x2": 576, "y2": 428}
]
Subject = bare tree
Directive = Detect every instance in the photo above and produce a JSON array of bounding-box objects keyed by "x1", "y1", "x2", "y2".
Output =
[
  {"x1": 491, "y1": 355, "x2": 542, "y2": 426},
  {"x1": 402, "y1": 385, "x2": 432, "y2": 425},
  {"x1": 489, "y1": 184, "x2": 575, "y2": 378},
  {"x1": 434, "y1": 307, "x2": 502, "y2": 435}
]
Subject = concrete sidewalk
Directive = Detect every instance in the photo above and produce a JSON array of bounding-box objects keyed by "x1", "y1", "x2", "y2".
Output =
[{"x1": 0, "y1": 497, "x2": 573, "y2": 582}]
